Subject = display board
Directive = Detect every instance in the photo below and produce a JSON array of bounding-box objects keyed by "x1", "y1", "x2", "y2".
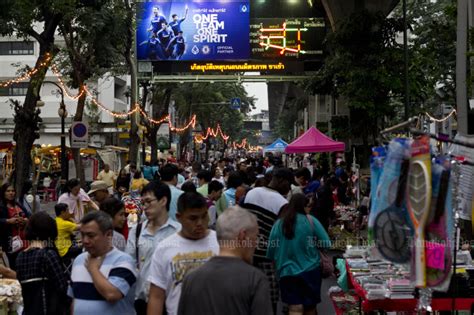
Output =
[
  {"x1": 136, "y1": 0, "x2": 327, "y2": 73},
  {"x1": 136, "y1": 1, "x2": 250, "y2": 61},
  {"x1": 250, "y1": 18, "x2": 325, "y2": 59}
]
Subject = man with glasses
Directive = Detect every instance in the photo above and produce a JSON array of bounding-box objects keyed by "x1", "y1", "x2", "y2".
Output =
[{"x1": 126, "y1": 182, "x2": 181, "y2": 315}]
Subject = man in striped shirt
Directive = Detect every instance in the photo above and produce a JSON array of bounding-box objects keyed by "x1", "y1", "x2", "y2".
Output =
[
  {"x1": 68, "y1": 211, "x2": 137, "y2": 314},
  {"x1": 242, "y1": 168, "x2": 292, "y2": 314}
]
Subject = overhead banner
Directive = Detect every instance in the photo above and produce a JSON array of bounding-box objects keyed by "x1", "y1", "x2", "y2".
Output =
[{"x1": 136, "y1": 1, "x2": 250, "y2": 61}]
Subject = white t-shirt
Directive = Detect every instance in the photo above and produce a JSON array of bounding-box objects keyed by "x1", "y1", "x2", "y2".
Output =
[
  {"x1": 244, "y1": 186, "x2": 288, "y2": 215},
  {"x1": 148, "y1": 230, "x2": 219, "y2": 315}
]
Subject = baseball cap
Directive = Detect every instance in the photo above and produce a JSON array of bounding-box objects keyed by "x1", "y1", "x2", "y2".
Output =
[{"x1": 88, "y1": 181, "x2": 109, "y2": 195}]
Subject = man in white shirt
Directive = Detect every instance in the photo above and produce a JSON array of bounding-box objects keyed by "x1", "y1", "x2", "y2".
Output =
[
  {"x1": 97, "y1": 164, "x2": 117, "y2": 194},
  {"x1": 147, "y1": 192, "x2": 219, "y2": 315},
  {"x1": 126, "y1": 181, "x2": 181, "y2": 315}
]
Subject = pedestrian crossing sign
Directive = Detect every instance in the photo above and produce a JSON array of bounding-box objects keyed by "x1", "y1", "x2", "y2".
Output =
[{"x1": 231, "y1": 98, "x2": 241, "y2": 110}]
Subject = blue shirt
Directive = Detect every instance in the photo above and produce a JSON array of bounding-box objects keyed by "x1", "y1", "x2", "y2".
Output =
[
  {"x1": 143, "y1": 165, "x2": 159, "y2": 181},
  {"x1": 223, "y1": 188, "x2": 236, "y2": 208},
  {"x1": 267, "y1": 214, "x2": 331, "y2": 278},
  {"x1": 168, "y1": 184, "x2": 184, "y2": 221},
  {"x1": 169, "y1": 18, "x2": 185, "y2": 35},
  {"x1": 150, "y1": 15, "x2": 167, "y2": 33},
  {"x1": 126, "y1": 218, "x2": 181, "y2": 300},
  {"x1": 68, "y1": 248, "x2": 137, "y2": 315},
  {"x1": 157, "y1": 28, "x2": 174, "y2": 46},
  {"x1": 168, "y1": 35, "x2": 185, "y2": 51}
]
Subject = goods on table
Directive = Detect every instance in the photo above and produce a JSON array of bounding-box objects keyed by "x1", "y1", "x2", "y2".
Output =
[{"x1": 0, "y1": 279, "x2": 22, "y2": 314}]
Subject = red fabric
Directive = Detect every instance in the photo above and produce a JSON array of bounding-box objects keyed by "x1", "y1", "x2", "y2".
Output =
[
  {"x1": 285, "y1": 127, "x2": 345, "y2": 153},
  {"x1": 8, "y1": 206, "x2": 27, "y2": 249},
  {"x1": 346, "y1": 261, "x2": 474, "y2": 312},
  {"x1": 0, "y1": 142, "x2": 13, "y2": 150},
  {"x1": 121, "y1": 222, "x2": 129, "y2": 241}
]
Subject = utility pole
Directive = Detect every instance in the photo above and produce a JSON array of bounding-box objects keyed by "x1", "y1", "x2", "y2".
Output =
[
  {"x1": 456, "y1": 0, "x2": 469, "y2": 134},
  {"x1": 403, "y1": 0, "x2": 409, "y2": 121}
]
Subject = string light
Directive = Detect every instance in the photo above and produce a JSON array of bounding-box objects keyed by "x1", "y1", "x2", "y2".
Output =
[
  {"x1": 86, "y1": 86, "x2": 140, "y2": 118},
  {"x1": 50, "y1": 64, "x2": 86, "y2": 100},
  {"x1": 0, "y1": 53, "x2": 52, "y2": 88},
  {"x1": 425, "y1": 109, "x2": 457, "y2": 123},
  {"x1": 170, "y1": 115, "x2": 197, "y2": 132},
  {"x1": 233, "y1": 138, "x2": 247, "y2": 149},
  {"x1": 195, "y1": 124, "x2": 230, "y2": 143},
  {"x1": 0, "y1": 55, "x2": 218, "y2": 136}
]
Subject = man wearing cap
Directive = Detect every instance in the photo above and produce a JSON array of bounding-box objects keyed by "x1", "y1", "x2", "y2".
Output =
[
  {"x1": 242, "y1": 168, "x2": 292, "y2": 314},
  {"x1": 88, "y1": 181, "x2": 111, "y2": 207}
]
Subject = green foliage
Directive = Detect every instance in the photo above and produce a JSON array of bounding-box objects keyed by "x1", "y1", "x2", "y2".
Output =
[
  {"x1": 305, "y1": 10, "x2": 404, "y2": 143},
  {"x1": 401, "y1": 0, "x2": 457, "y2": 108},
  {"x1": 0, "y1": 0, "x2": 74, "y2": 39},
  {"x1": 56, "y1": 0, "x2": 128, "y2": 89},
  {"x1": 304, "y1": 2, "x2": 456, "y2": 143},
  {"x1": 171, "y1": 82, "x2": 255, "y2": 142}
]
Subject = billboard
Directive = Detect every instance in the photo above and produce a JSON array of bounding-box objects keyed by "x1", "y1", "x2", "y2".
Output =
[
  {"x1": 250, "y1": 18, "x2": 325, "y2": 60},
  {"x1": 136, "y1": 1, "x2": 250, "y2": 61}
]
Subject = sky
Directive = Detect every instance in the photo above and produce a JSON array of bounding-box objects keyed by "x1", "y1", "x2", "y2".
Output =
[{"x1": 244, "y1": 82, "x2": 268, "y2": 115}]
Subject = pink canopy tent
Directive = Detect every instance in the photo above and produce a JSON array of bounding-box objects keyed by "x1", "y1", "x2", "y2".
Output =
[{"x1": 285, "y1": 127, "x2": 345, "y2": 153}]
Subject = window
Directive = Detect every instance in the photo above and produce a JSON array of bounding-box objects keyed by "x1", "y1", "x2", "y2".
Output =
[
  {"x1": 0, "y1": 41, "x2": 34, "y2": 55},
  {"x1": 0, "y1": 83, "x2": 29, "y2": 96}
]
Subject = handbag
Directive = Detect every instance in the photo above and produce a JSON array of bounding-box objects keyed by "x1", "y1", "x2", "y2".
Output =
[
  {"x1": 10, "y1": 235, "x2": 23, "y2": 253},
  {"x1": 307, "y1": 214, "x2": 334, "y2": 278}
]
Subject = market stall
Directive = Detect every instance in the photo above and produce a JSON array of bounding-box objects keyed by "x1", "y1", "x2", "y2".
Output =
[
  {"x1": 328, "y1": 117, "x2": 474, "y2": 314},
  {"x1": 334, "y1": 247, "x2": 474, "y2": 314},
  {"x1": 263, "y1": 138, "x2": 288, "y2": 154},
  {"x1": 284, "y1": 126, "x2": 345, "y2": 154}
]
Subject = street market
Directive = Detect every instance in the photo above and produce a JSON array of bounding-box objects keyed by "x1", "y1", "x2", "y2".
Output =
[{"x1": 0, "y1": 0, "x2": 473, "y2": 315}]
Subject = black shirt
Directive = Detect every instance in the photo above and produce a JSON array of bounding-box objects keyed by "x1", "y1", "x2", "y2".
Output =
[
  {"x1": 178, "y1": 256, "x2": 273, "y2": 315},
  {"x1": 16, "y1": 248, "x2": 69, "y2": 315}
]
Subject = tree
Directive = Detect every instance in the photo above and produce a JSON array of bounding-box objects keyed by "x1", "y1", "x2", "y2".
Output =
[
  {"x1": 56, "y1": 0, "x2": 128, "y2": 184},
  {"x1": 305, "y1": 10, "x2": 405, "y2": 145},
  {"x1": 142, "y1": 82, "x2": 175, "y2": 164},
  {"x1": 123, "y1": 0, "x2": 140, "y2": 165},
  {"x1": 0, "y1": 0, "x2": 72, "y2": 194},
  {"x1": 169, "y1": 82, "x2": 254, "y2": 159},
  {"x1": 401, "y1": 0, "x2": 456, "y2": 109}
]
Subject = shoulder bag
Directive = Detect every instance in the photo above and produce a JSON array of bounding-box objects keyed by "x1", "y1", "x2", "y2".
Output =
[{"x1": 306, "y1": 214, "x2": 334, "y2": 278}]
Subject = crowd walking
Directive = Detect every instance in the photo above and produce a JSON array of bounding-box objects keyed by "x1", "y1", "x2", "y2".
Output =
[{"x1": 0, "y1": 155, "x2": 351, "y2": 315}]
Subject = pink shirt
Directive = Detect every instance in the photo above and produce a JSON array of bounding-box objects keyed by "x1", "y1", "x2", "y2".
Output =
[{"x1": 58, "y1": 189, "x2": 91, "y2": 222}]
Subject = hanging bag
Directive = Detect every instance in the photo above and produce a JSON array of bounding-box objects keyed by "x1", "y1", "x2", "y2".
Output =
[{"x1": 307, "y1": 214, "x2": 334, "y2": 278}]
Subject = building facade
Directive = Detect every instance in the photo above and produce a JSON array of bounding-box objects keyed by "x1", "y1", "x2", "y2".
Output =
[{"x1": 0, "y1": 36, "x2": 130, "y2": 148}]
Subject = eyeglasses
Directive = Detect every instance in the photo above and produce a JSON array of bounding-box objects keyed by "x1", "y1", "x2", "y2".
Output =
[{"x1": 141, "y1": 198, "x2": 157, "y2": 206}]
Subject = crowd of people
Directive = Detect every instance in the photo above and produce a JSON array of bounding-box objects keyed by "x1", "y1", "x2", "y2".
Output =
[{"x1": 0, "y1": 155, "x2": 359, "y2": 315}]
